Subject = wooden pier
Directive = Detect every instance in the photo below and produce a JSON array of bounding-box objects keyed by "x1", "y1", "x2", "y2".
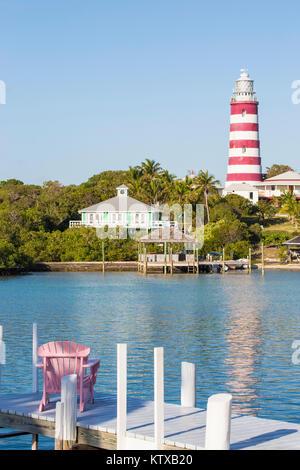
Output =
[{"x1": 0, "y1": 391, "x2": 300, "y2": 450}]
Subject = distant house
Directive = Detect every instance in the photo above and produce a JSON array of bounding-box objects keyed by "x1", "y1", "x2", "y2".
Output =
[
  {"x1": 222, "y1": 182, "x2": 259, "y2": 203},
  {"x1": 223, "y1": 170, "x2": 300, "y2": 203},
  {"x1": 256, "y1": 171, "x2": 300, "y2": 200},
  {"x1": 69, "y1": 184, "x2": 172, "y2": 230}
]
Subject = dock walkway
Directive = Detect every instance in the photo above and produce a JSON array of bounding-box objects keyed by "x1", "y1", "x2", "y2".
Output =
[{"x1": 0, "y1": 392, "x2": 299, "y2": 450}]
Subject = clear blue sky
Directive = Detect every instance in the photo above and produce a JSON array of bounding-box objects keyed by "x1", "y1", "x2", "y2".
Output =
[{"x1": 0, "y1": 0, "x2": 299, "y2": 186}]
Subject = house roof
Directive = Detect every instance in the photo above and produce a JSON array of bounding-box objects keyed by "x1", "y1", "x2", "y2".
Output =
[
  {"x1": 79, "y1": 195, "x2": 154, "y2": 213},
  {"x1": 224, "y1": 183, "x2": 258, "y2": 192},
  {"x1": 116, "y1": 184, "x2": 129, "y2": 189},
  {"x1": 260, "y1": 170, "x2": 300, "y2": 184},
  {"x1": 138, "y1": 227, "x2": 199, "y2": 244},
  {"x1": 283, "y1": 235, "x2": 300, "y2": 246}
]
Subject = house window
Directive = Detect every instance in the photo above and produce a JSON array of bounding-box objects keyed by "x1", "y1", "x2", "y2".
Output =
[
  {"x1": 135, "y1": 213, "x2": 139, "y2": 224},
  {"x1": 242, "y1": 109, "x2": 246, "y2": 117},
  {"x1": 242, "y1": 146, "x2": 246, "y2": 153},
  {"x1": 112, "y1": 213, "x2": 116, "y2": 223},
  {"x1": 249, "y1": 192, "x2": 253, "y2": 200},
  {"x1": 95, "y1": 213, "x2": 99, "y2": 224},
  {"x1": 90, "y1": 213, "x2": 94, "y2": 223},
  {"x1": 271, "y1": 185, "x2": 275, "y2": 191},
  {"x1": 141, "y1": 213, "x2": 145, "y2": 224}
]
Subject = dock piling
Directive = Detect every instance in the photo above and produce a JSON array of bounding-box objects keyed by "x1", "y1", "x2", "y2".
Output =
[
  {"x1": 55, "y1": 374, "x2": 77, "y2": 450},
  {"x1": 0, "y1": 325, "x2": 4, "y2": 386},
  {"x1": 261, "y1": 242, "x2": 265, "y2": 277},
  {"x1": 117, "y1": 343, "x2": 127, "y2": 449},
  {"x1": 154, "y1": 347, "x2": 164, "y2": 449},
  {"x1": 248, "y1": 247, "x2": 252, "y2": 274},
  {"x1": 32, "y1": 323, "x2": 38, "y2": 393},
  {"x1": 102, "y1": 242, "x2": 105, "y2": 275},
  {"x1": 205, "y1": 393, "x2": 232, "y2": 450},
  {"x1": 181, "y1": 362, "x2": 196, "y2": 408}
]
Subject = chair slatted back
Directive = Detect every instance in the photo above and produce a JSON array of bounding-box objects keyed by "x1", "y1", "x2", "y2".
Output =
[{"x1": 38, "y1": 341, "x2": 90, "y2": 393}]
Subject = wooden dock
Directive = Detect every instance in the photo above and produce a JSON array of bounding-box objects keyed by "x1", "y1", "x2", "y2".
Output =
[{"x1": 0, "y1": 391, "x2": 299, "y2": 450}]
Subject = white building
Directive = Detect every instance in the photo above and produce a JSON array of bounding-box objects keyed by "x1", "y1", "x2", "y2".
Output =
[
  {"x1": 222, "y1": 182, "x2": 259, "y2": 203},
  {"x1": 69, "y1": 184, "x2": 173, "y2": 230},
  {"x1": 256, "y1": 171, "x2": 300, "y2": 200},
  {"x1": 222, "y1": 170, "x2": 300, "y2": 203}
]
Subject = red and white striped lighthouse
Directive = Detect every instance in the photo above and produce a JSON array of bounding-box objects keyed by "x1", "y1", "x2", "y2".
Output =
[{"x1": 225, "y1": 69, "x2": 262, "y2": 186}]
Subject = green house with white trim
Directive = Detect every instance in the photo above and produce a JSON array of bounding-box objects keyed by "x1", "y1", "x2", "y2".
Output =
[{"x1": 69, "y1": 184, "x2": 164, "y2": 229}]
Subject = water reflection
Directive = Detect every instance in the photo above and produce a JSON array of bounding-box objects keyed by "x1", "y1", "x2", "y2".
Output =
[{"x1": 224, "y1": 283, "x2": 264, "y2": 415}]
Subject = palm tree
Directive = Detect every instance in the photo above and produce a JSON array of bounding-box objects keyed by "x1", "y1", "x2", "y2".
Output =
[
  {"x1": 278, "y1": 190, "x2": 300, "y2": 228},
  {"x1": 173, "y1": 178, "x2": 193, "y2": 204},
  {"x1": 193, "y1": 170, "x2": 220, "y2": 222},
  {"x1": 140, "y1": 159, "x2": 162, "y2": 179}
]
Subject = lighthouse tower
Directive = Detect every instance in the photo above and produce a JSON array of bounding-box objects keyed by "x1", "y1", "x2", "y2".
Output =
[{"x1": 225, "y1": 69, "x2": 262, "y2": 187}]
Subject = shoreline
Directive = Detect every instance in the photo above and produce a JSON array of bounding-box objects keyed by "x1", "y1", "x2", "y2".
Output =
[{"x1": 1, "y1": 261, "x2": 300, "y2": 274}]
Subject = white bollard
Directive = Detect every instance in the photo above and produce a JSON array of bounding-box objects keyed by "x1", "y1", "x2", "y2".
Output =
[
  {"x1": 32, "y1": 323, "x2": 38, "y2": 393},
  {"x1": 0, "y1": 325, "x2": 5, "y2": 386},
  {"x1": 205, "y1": 393, "x2": 232, "y2": 450},
  {"x1": 55, "y1": 401, "x2": 64, "y2": 441},
  {"x1": 154, "y1": 347, "x2": 164, "y2": 449},
  {"x1": 117, "y1": 344, "x2": 127, "y2": 450},
  {"x1": 181, "y1": 362, "x2": 196, "y2": 407},
  {"x1": 61, "y1": 374, "x2": 77, "y2": 443}
]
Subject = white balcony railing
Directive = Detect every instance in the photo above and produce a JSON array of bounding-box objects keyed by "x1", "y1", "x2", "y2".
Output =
[{"x1": 69, "y1": 220, "x2": 178, "y2": 229}]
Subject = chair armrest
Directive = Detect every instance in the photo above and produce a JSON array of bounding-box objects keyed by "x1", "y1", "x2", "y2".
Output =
[
  {"x1": 35, "y1": 360, "x2": 43, "y2": 368},
  {"x1": 82, "y1": 359, "x2": 100, "y2": 369}
]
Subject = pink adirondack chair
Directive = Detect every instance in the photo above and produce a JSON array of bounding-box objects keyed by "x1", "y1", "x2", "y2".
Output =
[{"x1": 37, "y1": 341, "x2": 100, "y2": 413}]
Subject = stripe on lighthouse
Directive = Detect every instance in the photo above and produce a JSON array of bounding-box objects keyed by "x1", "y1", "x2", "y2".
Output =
[
  {"x1": 229, "y1": 140, "x2": 259, "y2": 148},
  {"x1": 229, "y1": 148, "x2": 260, "y2": 157},
  {"x1": 230, "y1": 114, "x2": 258, "y2": 124},
  {"x1": 227, "y1": 165, "x2": 262, "y2": 174},
  {"x1": 229, "y1": 131, "x2": 258, "y2": 140},
  {"x1": 228, "y1": 157, "x2": 261, "y2": 165},
  {"x1": 227, "y1": 173, "x2": 262, "y2": 182}
]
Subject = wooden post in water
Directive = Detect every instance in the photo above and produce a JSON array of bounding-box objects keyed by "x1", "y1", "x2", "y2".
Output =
[
  {"x1": 55, "y1": 374, "x2": 77, "y2": 450},
  {"x1": 143, "y1": 245, "x2": 147, "y2": 275},
  {"x1": 196, "y1": 248, "x2": 199, "y2": 274},
  {"x1": 164, "y1": 242, "x2": 167, "y2": 275},
  {"x1": 137, "y1": 243, "x2": 140, "y2": 272},
  {"x1": 181, "y1": 362, "x2": 196, "y2": 408},
  {"x1": 248, "y1": 247, "x2": 252, "y2": 274},
  {"x1": 102, "y1": 242, "x2": 105, "y2": 275},
  {"x1": 154, "y1": 347, "x2": 164, "y2": 449},
  {"x1": 170, "y1": 246, "x2": 173, "y2": 275},
  {"x1": 261, "y1": 242, "x2": 265, "y2": 277},
  {"x1": 205, "y1": 393, "x2": 232, "y2": 450},
  {"x1": 193, "y1": 244, "x2": 195, "y2": 273},
  {"x1": 222, "y1": 247, "x2": 225, "y2": 274}
]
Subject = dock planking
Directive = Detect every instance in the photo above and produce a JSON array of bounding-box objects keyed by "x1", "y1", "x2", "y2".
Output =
[{"x1": 0, "y1": 392, "x2": 299, "y2": 450}]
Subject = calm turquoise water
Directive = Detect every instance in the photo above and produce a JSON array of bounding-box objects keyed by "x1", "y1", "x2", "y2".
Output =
[{"x1": 0, "y1": 270, "x2": 300, "y2": 449}]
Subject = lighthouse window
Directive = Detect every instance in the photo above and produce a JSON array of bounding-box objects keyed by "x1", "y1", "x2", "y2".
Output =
[
  {"x1": 242, "y1": 146, "x2": 246, "y2": 153},
  {"x1": 242, "y1": 109, "x2": 246, "y2": 117}
]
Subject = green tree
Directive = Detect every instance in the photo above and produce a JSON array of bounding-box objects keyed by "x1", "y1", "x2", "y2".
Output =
[{"x1": 193, "y1": 170, "x2": 220, "y2": 223}]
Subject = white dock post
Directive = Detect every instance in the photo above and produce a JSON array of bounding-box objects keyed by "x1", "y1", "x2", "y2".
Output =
[
  {"x1": 0, "y1": 325, "x2": 5, "y2": 386},
  {"x1": 181, "y1": 362, "x2": 196, "y2": 408},
  {"x1": 61, "y1": 374, "x2": 77, "y2": 450},
  {"x1": 205, "y1": 393, "x2": 232, "y2": 450},
  {"x1": 154, "y1": 347, "x2": 164, "y2": 449},
  {"x1": 55, "y1": 401, "x2": 64, "y2": 450},
  {"x1": 117, "y1": 343, "x2": 127, "y2": 450},
  {"x1": 32, "y1": 323, "x2": 38, "y2": 393}
]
